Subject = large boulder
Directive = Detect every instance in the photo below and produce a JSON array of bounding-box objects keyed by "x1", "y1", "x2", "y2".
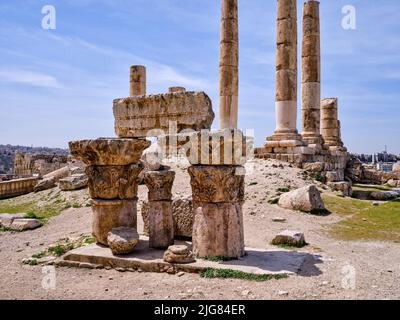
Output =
[
  {"x1": 9, "y1": 219, "x2": 42, "y2": 231},
  {"x1": 272, "y1": 230, "x2": 306, "y2": 247},
  {"x1": 59, "y1": 174, "x2": 88, "y2": 191},
  {"x1": 278, "y1": 185, "x2": 325, "y2": 212},
  {"x1": 107, "y1": 227, "x2": 139, "y2": 255},
  {"x1": 34, "y1": 177, "x2": 56, "y2": 192}
]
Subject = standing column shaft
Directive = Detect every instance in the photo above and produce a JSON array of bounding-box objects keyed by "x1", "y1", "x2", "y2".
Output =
[
  {"x1": 321, "y1": 98, "x2": 343, "y2": 147},
  {"x1": 219, "y1": 0, "x2": 238, "y2": 129},
  {"x1": 130, "y1": 65, "x2": 146, "y2": 96},
  {"x1": 275, "y1": 0, "x2": 298, "y2": 134},
  {"x1": 301, "y1": 0, "x2": 322, "y2": 143}
]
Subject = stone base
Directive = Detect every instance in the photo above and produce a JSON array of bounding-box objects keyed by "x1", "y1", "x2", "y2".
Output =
[
  {"x1": 149, "y1": 201, "x2": 174, "y2": 249},
  {"x1": 192, "y1": 202, "x2": 245, "y2": 259},
  {"x1": 62, "y1": 239, "x2": 312, "y2": 275},
  {"x1": 92, "y1": 199, "x2": 138, "y2": 245}
]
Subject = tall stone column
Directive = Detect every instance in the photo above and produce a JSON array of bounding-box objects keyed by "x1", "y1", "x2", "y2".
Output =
[
  {"x1": 219, "y1": 0, "x2": 238, "y2": 129},
  {"x1": 273, "y1": 0, "x2": 300, "y2": 139},
  {"x1": 130, "y1": 65, "x2": 146, "y2": 96},
  {"x1": 320, "y1": 98, "x2": 345, "y2": 149},
  {"x1": 301, "y1": 0, "x2": 323, "y2": 145}
]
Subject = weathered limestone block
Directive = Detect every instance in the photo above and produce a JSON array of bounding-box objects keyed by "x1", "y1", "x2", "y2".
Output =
[
  {"x1": 86, "y1": 163, "x2": 143, "y2": 200},
  {"x1": 276, "y1": 70, "x2": 297, "y2": 102},
  {"x1": 92, "y1": 199, "x2": 137, "y2": 245},
  {"x1": 387, "y1": 179, "x2": 400, "y2": 188},
  {"x1": 130, "y1": 65, "x2": 146, "y2": 96},
  {"x1": 272, "y1": 230, "x2": 306, "y2": 247},
  {"x1": 0, "y1": 213, "x2": 26, "y2": 228},
  {"x1": 148, "y1": 201, "x2": 174, "y2": 249},
  {"x1": 113, "y1": 92, "x2": 214, "y2": 138},
  {"x1": 303, "y1": 162, "x2": 324, "y2": 172},
  {"x1": 59, "y1": 174, "x2": 88, "y2": 191},
  {"x1": 34, "y1": 177, "x2": 56, "y2": 192},
  {"x1": 393, "y1": 161, "x2": 400, "y2": 173},
  {"x1": 278, "y1": 185, "x2": 325, "y2": 212},
  {"x1": 43, "y1": 166, "x2": 70, "y2": 182},
  {"x1": 321, "y1": 98, "x2": 344, "y2": 147},
  {"x1": 144, "y1": 170, "x2": 175, "y2": 201},
  {"x1": 9, "y1": 219, "x2": 42, "y2": 231},
  {"x1": 328, "y1": 181, "x2": 353, "y2": 197},
  {"x1": 188, "y1": 165, "x2": 244, "y2": 203},
  {"x1": 163, "y1": 245, "x2": 195, "y2": 264},
  {"x1": 192, "y1": 202, "x2": 245, "y2": 258},
  {"x1": 0, "y1": 177, "x2": 38, "y2": 200},
  {"x1": 169, "y1": 87, "x2": 186, "y2": 93},
  {"x1": 69, "y1": 138, "x2": 150, "y2": 166},
  {"x1": 141, "y1": 196, "x2": 194, "y2": 238},
  {"x1": 186, "y1": 129, "x2": 250, "y2": 166},
  {"x1": 107, "y1": 227, "x2": 139, "y2": 255},
  {"x1": 325, "y1": 170, "x2": 344, "y2": 183}
]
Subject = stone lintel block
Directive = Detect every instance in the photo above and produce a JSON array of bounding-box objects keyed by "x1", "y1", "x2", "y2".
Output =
[
  {"x1": 148, "y1": 201, "x2": 174, "y2": 249},
  {"x1": 144, "y1": 169, "x2": 175, "y2": 201},
  {"x1": 69, "y1": 138, "x2": 150, "y2": 166},
  {"x1": 192, "y1": 202, "x2": 244, "y2": 258},
  {"x1": 86, "y1": 163, "x2": 143, "y2": 200},
  {"x1": 92, "y1": 199, "x2": 137, "y2": 245},
  {"x1": 188, "y1": 165, "x2": 244, "y2": 203},
  {"x1": 186, "y1": 129, "x2": 250, "y2": 166},
  {"x1": 113, "y1": 92, "x2": 214, "y2": 138},
  {"x1": 276, "y1": 70, "x2": 297, "y2": 101}
]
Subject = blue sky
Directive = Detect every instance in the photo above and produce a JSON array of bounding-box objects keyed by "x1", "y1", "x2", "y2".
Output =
[{"x1": 0, "y1": 0, "x2": 399, "y2": 154}]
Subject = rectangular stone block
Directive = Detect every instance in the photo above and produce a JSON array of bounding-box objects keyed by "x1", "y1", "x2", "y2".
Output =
[
  {"x1": 276, "y1": 43, "x2": 297, "y2": 71},
  {"x1": 277, "y1": 17, "x2": 297, "y2": 45},
  {"x1": 148, "y1": 201, "x2": 174, "y2": 249},
  {"x1": 302, "y1": 56, "x2": 320, "y2": 83},
  {"x1": 276, "y1": 70, "x2": 297, "y2": 101},
  {"x1": 113, "y1": 92, "x2": 214, "y2": 138}
]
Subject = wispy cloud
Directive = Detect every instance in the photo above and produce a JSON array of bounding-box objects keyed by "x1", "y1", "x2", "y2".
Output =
[{"x1": 0, "y1": 69, "x2": 63, "y2": 88}]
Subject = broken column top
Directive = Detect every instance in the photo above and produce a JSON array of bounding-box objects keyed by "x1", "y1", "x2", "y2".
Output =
[
  {"x1": 69, "y1": 138, "x2": 150, "y2": 166},
  {"x1": 113, "y1": 91, "x2": 214, "y2": 138},
  {"x1": 168, "y1": 87, "x2": 186, "y2": 93}
]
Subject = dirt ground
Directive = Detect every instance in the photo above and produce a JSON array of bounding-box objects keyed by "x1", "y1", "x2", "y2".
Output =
[{"x1": 0, "y1": 158, "x2": 399, "y2": 300}]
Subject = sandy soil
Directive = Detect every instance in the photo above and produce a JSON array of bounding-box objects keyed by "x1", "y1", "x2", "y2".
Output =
[{"x1": 0, "y1": 158, "x2": 399, "y2": 300}]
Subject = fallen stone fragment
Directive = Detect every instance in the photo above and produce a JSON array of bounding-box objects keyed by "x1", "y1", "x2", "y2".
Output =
[
  {"x1": 272, "y1": 217, "x2": 286, "y2": 223},
  {"x1": 34, "y1": 177, "x2": 56, "y2": 192},
  {"x1": 0, "y1": 213, "x2": 26, "y2": 228},
  {"x1": 272, "y1": 230, "x2": 306, "y2": 247},
  {"x1": 59, "y1": 174, "x2": 88, "y2": 191},
  {"x1": 278, "y1": 185, "x2": 325, "y2": 212},
  {"x1": 9, "y1": 219, "x2": 42, "y2": 231},
  {"x1": 107, "y1": 227, "x2": 139, "y2": 255},
  {"x1": 163, "y1": 245, "x2": 195, "y2": 264}
]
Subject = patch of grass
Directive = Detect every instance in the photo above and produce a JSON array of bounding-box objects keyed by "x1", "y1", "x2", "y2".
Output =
[
  {"x1": 353, "y1": 184, "x2": 393, "y2": 192},
  {"x1": 72, "y1": 203, "x2": 81, "y2": 208},
  {"x1": 314, "y1": 172, "x2": 326, "y2": 183},
  {"x1": 200, "y1": 268, "x2": 288, "y2": 282},
  {"x1": 31, "y1": 251, "x2": 46, "y2": 259},
  {"x1": 28, "y1": 259, "x2": 38, "y2": 266},
  {"x1": 323, "y1": 194, "x2": 400, "y2": 242},
  {"x1": 48, "y1": 243, "x2": 73, "y2": 257}
]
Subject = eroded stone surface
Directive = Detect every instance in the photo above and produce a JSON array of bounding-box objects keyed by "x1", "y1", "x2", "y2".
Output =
[
  {"x1": 188, "y1": 165, "x2": 244, "y2": 203},
  {"x1": 163, "y1": 245, "x2": 195, "y2": 264},
  {"x1": 192, "y1": 202, "x2": 245, "y2": 258},
  {"x1": 278, "y1": 185, "x2": 325, "y2": 212},
  {"x1": 86, "y1": 163, "x2": 143, "y2": 200},
  {"x1": 9, "y1": 219, "x2": 42, "y2": 231},
  {"x1": 59, "y1": 174, "x2": 88, "y2": 191},
  {"x1": 69, "y1": 138, "x2": 150, "y2": 166},
  {"x1": 113, "y1": 92, "x2": 214, "y2": 138},
  {"x1": 186, "y1": 129, "x2": 250, "y2": 166},
  {"x1": 148, "y1": 201, "x2": 174, "y2": 249},
  {"x1": 272, "y1": 230, "x2": 306, "y2": 247},
  {"x1": 0, "y1": 213, "x2": 26, "y2": 228},
  {"x1": 107, "y1": 227, "x2": 139, "y2": 255},
  {"x1": 92, "y1": 199, "x2": 137, "y2": 245},
  {"x1": 144, "y1": 170, "x2": 175, "y2": 201},
  {"x1": 34, "y1": 177, "x2": 55, "y2": 192}
]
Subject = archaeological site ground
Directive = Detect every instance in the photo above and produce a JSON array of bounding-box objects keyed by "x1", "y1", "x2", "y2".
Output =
[{"x1": 0, "y1": 0, "x2": 399, "y2": 306}]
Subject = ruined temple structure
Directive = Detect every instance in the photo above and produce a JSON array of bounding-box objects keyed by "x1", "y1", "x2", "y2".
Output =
[
  {"x1": 255, "y1": 0, "x2": 350, "y2": 193},
  {"x1": 13, "y1": 152, "x2": 69, "y2": 178}
]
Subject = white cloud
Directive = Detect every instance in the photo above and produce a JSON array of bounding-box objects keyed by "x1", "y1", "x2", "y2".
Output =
[{"x1": 0, "y1": 69, "x2": 63, "y2": 88}]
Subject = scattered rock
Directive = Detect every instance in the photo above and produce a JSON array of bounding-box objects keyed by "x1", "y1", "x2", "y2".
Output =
[
  {"x1": 9, "y1": 219, "x2": 42, "y2": 231},
  {"x1": 272, "y1": 217, "x2": 286, "y2": 223},
  {"x1": 278, "y1": 290, "x2": 289, "y2": 296},
  {"x1": 0, "y1": 213, "x2": 26, "y2": 228},
  {"x1": 59, "y1": 174, "x2": 88, "y2": 191},
  {"x1": 241, "y1": 290, "x2": 251, "y2": 296},
  {"x1": 177, "y1": 271, "x2": 185, "y2": 277},
  {"x1": 33, "y1": 177, "x2": 56, "y2": 192},
  {"x1": 107, "y1": 227, "x2": 139, "y2": 255},
  {"x1": 278, "y1": 185, "x2": 325, "y2": 212},
  {"x1": 163, "y1": 245, "x2": 195, "y2": 264},
  {"x1": 272, "y1": 230, "x2": 306, "y2": 247}
]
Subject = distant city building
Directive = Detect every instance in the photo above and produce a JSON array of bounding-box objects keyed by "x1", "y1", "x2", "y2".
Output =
[{"x1": 351, "y1": 149, "x2": 399, "y2": 173}]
